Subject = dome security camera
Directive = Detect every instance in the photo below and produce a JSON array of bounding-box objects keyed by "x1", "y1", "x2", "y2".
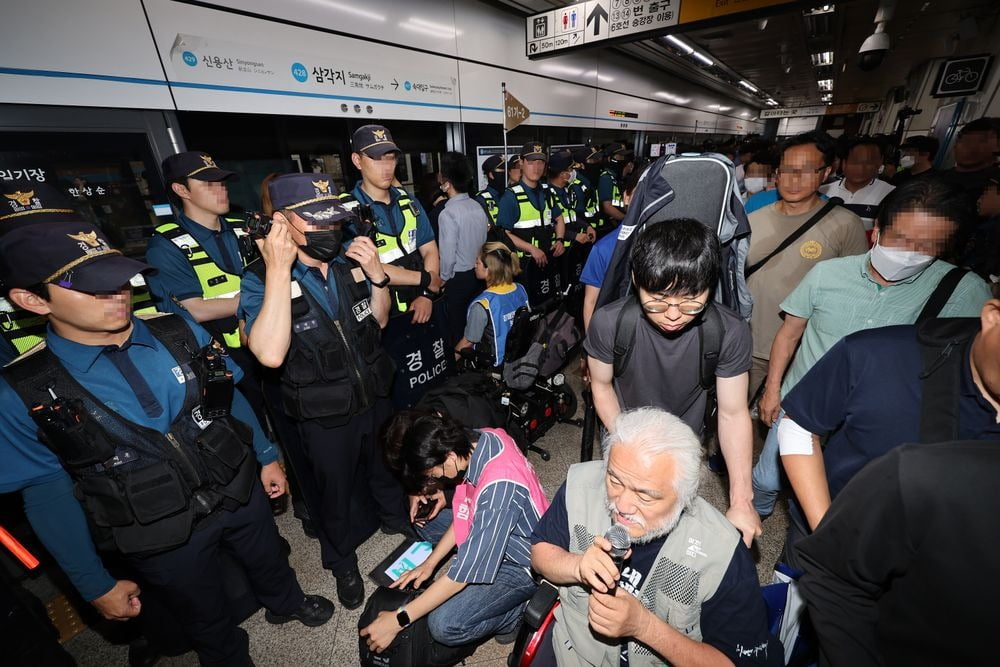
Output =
[{"x1": 858, "y1": 29, "x2": 889, "y2": 71}]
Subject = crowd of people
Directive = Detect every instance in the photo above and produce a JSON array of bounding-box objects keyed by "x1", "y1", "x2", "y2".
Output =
[{"x1": 0, "y1": 116, "x2": 998, "y2": 667}]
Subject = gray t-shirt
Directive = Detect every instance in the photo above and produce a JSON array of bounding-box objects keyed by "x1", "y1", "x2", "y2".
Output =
[{"x1": 585, "y1": 296, "x2": 752, "y2": 433}]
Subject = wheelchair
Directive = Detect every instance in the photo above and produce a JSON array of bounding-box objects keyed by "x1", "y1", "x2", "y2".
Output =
[{"x1": 455, "y1": 286, "x2": 584, "y2": 461}]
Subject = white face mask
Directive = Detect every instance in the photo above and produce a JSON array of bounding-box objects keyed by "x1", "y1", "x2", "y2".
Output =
[
  {"x1": 899, "y1": 155, "x2": 916, "y2": 169},
  {"x1": 568, "y1": 169, "x2": 578, "y2": 183},
  {"x1": 869, "y1": 236, "x2": 936, "y2": 282},
  {"x1": 744, "y1": 177, "x2": 767, "y2": 194}
]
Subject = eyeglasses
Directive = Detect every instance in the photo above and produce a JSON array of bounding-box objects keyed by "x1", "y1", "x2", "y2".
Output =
[
  {"x1": 776, "y1": 165, "x2": 827, "y2": 178},
  {"x1": 640, "y1": 298, "x2": 707, "y2": 315}
]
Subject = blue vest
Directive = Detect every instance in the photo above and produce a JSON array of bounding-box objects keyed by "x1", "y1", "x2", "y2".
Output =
[{"x1": 469, "y1": 284, "x2": 529, "y2": 366}]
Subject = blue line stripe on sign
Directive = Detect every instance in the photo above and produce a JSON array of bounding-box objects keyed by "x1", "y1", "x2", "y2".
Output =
[
  {"x1": 0, "y1": 66, "x2": 735, "y2": 128},
  {"x1": 0, "y1": 66, "x2": 170, "y2": 87}
]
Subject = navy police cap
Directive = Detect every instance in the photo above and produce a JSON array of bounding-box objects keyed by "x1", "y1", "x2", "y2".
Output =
[
  {"x1": 268, "y1": 174, "x2": 353, "y2": 224},
  {"x1": 1, "y1": 179, "x2": 82, "y2": 231},
  {"x1": 162, "y1": 151, "x2": 237, "y2": 183},
  {"x1": 351, "y1": 125, "x2": 401, "y2": 158}
]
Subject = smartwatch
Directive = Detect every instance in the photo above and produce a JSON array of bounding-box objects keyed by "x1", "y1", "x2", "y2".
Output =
[
  {"x1": 396, "y1": 606, "x2": 411, "y2": 629},
  {"x1": 370, "y1": 273, "x2": 391, "y2": 289}
]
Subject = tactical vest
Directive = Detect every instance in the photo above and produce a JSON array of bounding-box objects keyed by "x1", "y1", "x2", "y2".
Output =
[
  {"x1": 341, "y1": 188, "x2": 424, "y2": 313},
  {"x1": 0, "y1": 274, "x2": 158, "y2": 362},
  {"x1": 553, "y1": 461, "x2": 739, "y2": 667},
  {"x1": 570, "y1": 177, "x2": 599, "y2": 225},
  {"x1": 548, "y1": 184, "x2": 579, "y2": 246},
  {"x1": 247, "y1": 261, "x2": 395, "y2": 426},
  {"x1": 1, "y1": 314, "x2": 257, "y2": 556},
  {"x1": 469, "y1": 283, "x2": 529, "y2": 367},
  {"x1": 475, "y1": 188, "x2": 500, "y2": 225},
  {"x1": 597, "y1": 170, "x2": 623, "y2": 232},
  {"x1": 509, "y1": 183, "x2": 555, "y2": 258},
  {"x1": 153, "y1": 218, "x2": 248, "y2": 348}
]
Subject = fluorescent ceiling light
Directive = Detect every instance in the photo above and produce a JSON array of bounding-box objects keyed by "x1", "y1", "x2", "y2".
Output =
[
  {"x1": 664, "y1": 35, "x2": 694, "y2": 55},
  {"x1": 804, "y1": 5, "x2": 836, "y2": 15},
  {"x1": 691, "y1": 51, "x2": 714, "y2": 66},
  {"x1": 654, "y1": 91, "x2": 691, "y2": 105},
  {"x1": 766, "y1": 98, "x2": 779, "y2": 105},
  {"x1": 310, "y1": 1, "x2": 386, "y2": 22},
  {"x1": 738, "y1": 80, "x2": 759, "y2": 92},
  {"x1": 817, "y1": 79, "x2": 834, "y2": 91},
  {"x1": 811, "y1": 51, "x2": 834, "y2": 66}
]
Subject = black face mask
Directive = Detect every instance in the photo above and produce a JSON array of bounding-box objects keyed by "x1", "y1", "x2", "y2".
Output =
[
  {"x1": 300, "y1": 228, "x2": 343, "y2": 261},
  {"x1": 436, "y1": 468, "x2": 466, "y2": 486},
  {"x1": 584, "y1": 163, "x2": 602, "y2": 183},
  {"x1": 488, "y1": 174, "x2": 507, "y2": 193}
]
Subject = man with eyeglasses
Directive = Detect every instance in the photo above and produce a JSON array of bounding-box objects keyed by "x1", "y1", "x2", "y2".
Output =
[
  {"x1": 745, "y1": 131, "x2": 867, "y2": 419},
  {"x1": 820, "y1": 137, "x2": 896, "y2": 231},
  {"x1": 586, "y1": 219, "x2": 762, "y2": 547}
]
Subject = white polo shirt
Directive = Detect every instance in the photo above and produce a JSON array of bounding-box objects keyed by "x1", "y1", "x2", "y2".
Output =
[{"x1": 820, "y1": 177, "x2": 896, "y2": 230}]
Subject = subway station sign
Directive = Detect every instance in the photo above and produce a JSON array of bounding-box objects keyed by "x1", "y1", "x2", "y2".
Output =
[
  {"x1": 759, "y1": 102, "x2": 881, "y2": 119},
  {"x1": 526, "y1": 0, "x2": 799, "y2": 58}
]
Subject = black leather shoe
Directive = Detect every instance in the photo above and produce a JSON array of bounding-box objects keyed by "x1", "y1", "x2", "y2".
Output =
[
  {"x1": 127, "y1": 636, "x2": 161, "y2": 667},
  {"x1": 264, "y1": 594, "x2": 335, "y2": 627},
  {"x1": 335, "y1": 566, "x2": 365, "y2": 610}
]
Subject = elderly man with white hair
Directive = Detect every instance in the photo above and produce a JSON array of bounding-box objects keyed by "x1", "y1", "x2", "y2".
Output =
[{"x1": 530, "y1": 408, "x2": 781, "y2": 667}]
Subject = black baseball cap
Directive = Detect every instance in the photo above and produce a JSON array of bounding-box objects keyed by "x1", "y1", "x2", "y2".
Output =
[
  {"x1": 549, "y1": 150, "x2": 576, "y2": 174},
  {"x1": 520, "y1": 142, "x2": 548, "y2": 160},
  {"x1": 1, "y1": 180, "x2": 82, "y2": 231},
  {"x1": 352, "y1": 125, "x2": 401, "y2": 157},
  {"x1": 482, "y1": 154, "x2": 506, "y2": 173},
  {"x1": 572, "y1": 145, "x2": 602, "y2": 163},
  {"x1": 604, "y1": 142, "x2": 633, "y2": 159},
  {"x1": 161, "y1": 151, "x2": 236, "y2": 183},
  {"x1": 0, "y1": 222, "x2": 152, "y2": 293},
  {"x1": 507, "y1": 155, "x2": 522, "y2": 169},
  {"x1": 268, "y1": 174, "x2": 353, "y2": 225}
]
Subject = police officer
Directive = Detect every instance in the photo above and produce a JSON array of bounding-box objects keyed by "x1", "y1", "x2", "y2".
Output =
[
  {"x1": 145, "y1": 151, "x2": 251, "y2": 349},
  {"x1": 474, "y1": 154, "x2": 507, "y2": 226},
  {"x1": 0, "y1": 222, "x2": 332, "y2": 667},
  {"x1": 240, "y1": 174, "x2": 409, "y2": 610},
  {"x1": 495, "y1": 142, "x2": 567, "y2": 306},
  {"x1": 546, "y1": 149, "x2": 596, "y2": 287},
  {"x1": 507, "y1": 154, "x2": 523, "y2": 187},
  {"x1": 570, "y1": 145, "x2": 602, "y2": 231},
  {"x1": 597, "y1": 142, "x2": 634, "y2": 234},
  {"x1": 0, "y1": 180, "x2": 157, "y2": 365},
  {"x1": 339, "y1": 126, "x2": 441, "y2": 323}
]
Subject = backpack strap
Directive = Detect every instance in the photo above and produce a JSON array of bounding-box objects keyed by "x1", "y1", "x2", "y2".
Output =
[
  {"x1": 612, "y1": 297, "x2": 642, "y2": 379},
  {"x1": 915, "y1": 267, "x2": 968, "y2": 326},
  {"x1": 698, "y1": 304, "x2": 723, "y2": 391},
  {"x1": 917, "y1": 317, "x2": 979, "y2": 443},
  {"x1": 745, "y1": 197, "x2": 843, "y2": 277}
]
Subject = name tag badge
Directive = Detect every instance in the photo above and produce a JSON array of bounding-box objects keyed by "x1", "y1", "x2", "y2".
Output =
[
  {"x1": 543, "y1": 209, "x2": 552, "y2": 225},
  {"x1": 290, "y1": 281, "x2": 303, "y2": 299},
  {"x1": 351, "y1": 267, "x2": 366, "y2": 283},
  {"x1": 171, "y1": 366, "x2": 186, "y2": 384},
  {"x1": 293, "y1": 318, "x2": 319, "y2": 333}
]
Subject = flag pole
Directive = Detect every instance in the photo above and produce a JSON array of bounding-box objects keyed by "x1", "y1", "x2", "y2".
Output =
[{"x1": 501, "y1": 81, "x2": 509, "y2": 185}]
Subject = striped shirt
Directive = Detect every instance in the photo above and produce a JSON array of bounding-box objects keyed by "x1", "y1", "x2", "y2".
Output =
[
  {"x1": 448, "y1": 430, "x2": 545, "y2": 584},
  {"x1": 820, "y1": 177, "x2": 896, "y2": 230}
]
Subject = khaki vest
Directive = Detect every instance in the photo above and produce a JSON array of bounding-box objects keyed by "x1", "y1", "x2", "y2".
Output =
[{"x1": 552, "y1": 461, "x2": 740, "y2": 667}]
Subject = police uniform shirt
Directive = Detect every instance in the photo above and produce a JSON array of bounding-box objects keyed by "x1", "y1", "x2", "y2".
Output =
[
  {"x1": 349, "y1": 183, "x2": 435, "y2": 253},
  {"x1": 144, "y1": 213, "x2": 246, "y2": 318},
  {"x1": 597, "y1": 171, "x2": 622, "y2": 209},
  {"x1": 239, "y1": 256, "x2": 362, "y2": 335},
  {"x1": 531, "y1": 484, "x2": 780, "y2": 666},
  {"x1": 819, "y1": 178, "x2": 896, "y2": 230},
  {"x1": 495, "y1": 181, "x2": 564, "y2": 230},
  {"x1": 0, "y1": 317, "x2": 276, "y2": 599}
]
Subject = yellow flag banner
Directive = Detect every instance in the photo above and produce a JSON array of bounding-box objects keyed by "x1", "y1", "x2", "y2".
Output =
[{"x1": 504, "y1": 90, "x2": 530, "y2": 131}]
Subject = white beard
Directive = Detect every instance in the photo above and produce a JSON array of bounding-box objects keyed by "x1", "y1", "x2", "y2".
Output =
[{"x1": 607, "y1": 500, "x2": 684, "y2": 545}]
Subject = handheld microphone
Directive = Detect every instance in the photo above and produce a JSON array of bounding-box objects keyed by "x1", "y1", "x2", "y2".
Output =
[{"x1": 605, "y1": 524, "x2": 631, "y2": 587}]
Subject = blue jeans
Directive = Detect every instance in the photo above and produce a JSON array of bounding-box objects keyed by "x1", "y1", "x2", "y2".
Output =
[
  {"x1": 751, "y1": 408, "x2": 784, "y2": 517},
  {"x1": 427, "y1": 560, "x2": 537, "y2": 646},
  {"x1": 416, "y1": 509, "x2": 538, "y2": 646}
]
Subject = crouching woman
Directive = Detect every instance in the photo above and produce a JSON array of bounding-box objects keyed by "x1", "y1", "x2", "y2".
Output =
[{"x1": 361, "y1": 411, "x2": 549, "y2": 651}]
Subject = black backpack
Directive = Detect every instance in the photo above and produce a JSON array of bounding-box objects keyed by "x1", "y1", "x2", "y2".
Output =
[
  {"x1": 596, "y1": 153, "x2": 752, "y2": 318},
  {"x1": 916, "y1": 315, "x2": 980, "y2": 443},
  {"x1": 612, "y1": 299, "x2": 725, "y2": 438},
  {"x1": 358, "y1": 586, "x2": 478, "y2": 667}
]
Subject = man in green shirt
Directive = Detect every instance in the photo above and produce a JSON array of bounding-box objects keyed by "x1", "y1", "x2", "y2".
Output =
[{"x1": 752, "y1": 177, "x2": 992, "y2": 517}]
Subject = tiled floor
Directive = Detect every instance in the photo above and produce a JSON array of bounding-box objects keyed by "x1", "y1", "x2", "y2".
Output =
[{"x1": 53, "y1": 372, "x2": 787, "y2": 666}]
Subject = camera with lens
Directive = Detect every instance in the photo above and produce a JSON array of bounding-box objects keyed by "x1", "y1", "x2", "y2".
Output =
[
  {"x1": 351, "y1": 203, "x2": 378, "y2": 242},
  {"x1": 242, "y1": 211, "x2": 273, "y2": 238}
]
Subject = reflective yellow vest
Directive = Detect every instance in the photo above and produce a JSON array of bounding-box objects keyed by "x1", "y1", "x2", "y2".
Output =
[
  {"x1": 340, "y1": 187, "x2": 423, "y2": 313},
  {"x1": 153, "y1": 219, "x2": 247, "y2": 347},
  {"x1": 570, "y1": 177, "x2": 599, "y2": 224},
  {"x1": 509, "y1": 184, "x2": 555, "y2": 257},
  {"x1": 475, "y1": 188, "x2": 499, "y2": 225}
]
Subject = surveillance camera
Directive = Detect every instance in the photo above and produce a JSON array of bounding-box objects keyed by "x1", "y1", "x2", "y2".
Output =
[{"x1": 858, "y1": 30, "x2": 889, "y2": 71}]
